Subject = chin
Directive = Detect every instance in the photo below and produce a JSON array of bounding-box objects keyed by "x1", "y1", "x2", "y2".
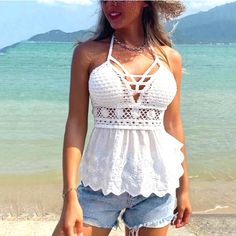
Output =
[
  {"x1": 111, "y1": 26, "x2": 123, "y2": 30},
  {"x1": 110, "y1": 23, "x2": 128, "y2": 30}
]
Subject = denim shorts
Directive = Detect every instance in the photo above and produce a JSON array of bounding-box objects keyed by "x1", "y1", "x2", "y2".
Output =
[{"x1": 76, "y1": 181, "x2": 177, "y2": 233}]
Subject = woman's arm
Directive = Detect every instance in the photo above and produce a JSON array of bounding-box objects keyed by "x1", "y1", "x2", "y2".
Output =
[
  {"x1": 62, "y1": 43, "x2": 90, "y2": 201},
  {"x1": 163, "y1": 48, "x2": 192, "y2": 228},
  {"x1": 54, "y1": 43, "x2": 91, "y2": 236}
]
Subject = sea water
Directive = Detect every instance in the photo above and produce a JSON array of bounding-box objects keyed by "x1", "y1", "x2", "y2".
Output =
[{"x1": 0, "y1": 42, "x2": 236, "y2": 181}]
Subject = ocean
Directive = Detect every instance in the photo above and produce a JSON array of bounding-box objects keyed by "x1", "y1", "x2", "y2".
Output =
[{"x1": 0, "y1": 41, "x2": 236, "y2": 214}]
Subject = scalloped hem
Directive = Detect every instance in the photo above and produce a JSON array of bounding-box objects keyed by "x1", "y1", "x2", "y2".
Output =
[{"x1": 80, "y1": 180, "x2": 178, "y2": 198}]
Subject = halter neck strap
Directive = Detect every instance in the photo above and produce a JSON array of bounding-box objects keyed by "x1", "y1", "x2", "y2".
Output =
[
  {"x1": 108, "y1": 34, "x2": 165, "y2": 77},
  {"x1": 107, "y1": 34, "x2": 115, "y2": 60}
]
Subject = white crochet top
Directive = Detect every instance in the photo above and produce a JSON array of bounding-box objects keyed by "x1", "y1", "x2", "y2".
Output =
[{"x1": 80, "y1": 34, "x2": 184, "y2": 197}]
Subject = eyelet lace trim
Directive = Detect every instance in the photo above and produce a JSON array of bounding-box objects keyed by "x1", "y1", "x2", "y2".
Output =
[{"x1": 93, "y1": 106, "x2": 165, "y2": 129}]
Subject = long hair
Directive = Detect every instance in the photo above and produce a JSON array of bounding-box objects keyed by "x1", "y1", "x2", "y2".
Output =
[{"x1": 75, "y1": 1, "x2": 185, "y2": 66}]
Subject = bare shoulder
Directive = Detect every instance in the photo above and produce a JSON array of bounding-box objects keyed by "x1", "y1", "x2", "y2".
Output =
[
  {"x1": 73, "y1": 38, "x2": 110, "y2": 74},
  {"x1": 162, "y1": 46, "x2": 182, "y2": 60},
  {"x1": 162, "y1": 46, "x2": 182, "y2": 68},
  {"x1": 160, "y1": 45, "x2": 182, "y2": 74},
  {"x1": 72, "y1": 40, "x2": 94, "y2": 68}
]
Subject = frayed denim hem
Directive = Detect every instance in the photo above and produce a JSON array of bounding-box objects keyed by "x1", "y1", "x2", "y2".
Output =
[
  {"x1": 124, "y1": 214, "x2": 174, "y2": 236},
  {"x1": 83, "y1": 217, "x2": 119, "y2": 229}
]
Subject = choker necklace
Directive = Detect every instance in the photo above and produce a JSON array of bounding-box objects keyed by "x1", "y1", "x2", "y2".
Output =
[{"x1": 113, "y1": 34, "x2": 147, "y2": 52}]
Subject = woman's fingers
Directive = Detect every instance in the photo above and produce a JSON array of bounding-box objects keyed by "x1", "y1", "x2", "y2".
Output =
[
  {"x1": 175, "y1": 208, "x2": 184, "y2": 228},
  {"x1": 75, "y1": 220, "x2": 84, "y2": 235},
  {"x1": 172, "y1": 192, "x2": 192, "y2": 228},
  {"x1": 182, "y1": 209, "x2": 192, "y2": 224},
  {"x1": 64, "y1": 224, "x2": 75, "y2": 236},
  {"x1": 173, "y1": 208, "x2": 192, "y2": 228},
  {"x1": 172, "y1": 207, "x2": 186, "y2": 228}
]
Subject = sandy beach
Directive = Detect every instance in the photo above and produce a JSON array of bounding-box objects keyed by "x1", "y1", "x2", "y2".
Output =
[
  {"x1": 0, "y1": 214, "x2": 236, "y2": 236},
  {"x1": 1, "y1": 175, "x2": 236, "y2": 216},
  {"x1": 0, "y1": 174, "x2": 236, "y2": 235}
]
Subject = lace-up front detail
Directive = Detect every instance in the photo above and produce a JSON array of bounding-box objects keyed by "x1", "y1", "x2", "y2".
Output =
[{"x1": 89, "y1": 34, "x2": 177, "y2": 130}]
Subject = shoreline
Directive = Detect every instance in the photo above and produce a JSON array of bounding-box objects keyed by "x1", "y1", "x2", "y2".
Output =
[
  {"x1": 0, "y1": 175, "x2": 236, "y2": 235},
  {"x1": 0, "y1": 177, "x2": 236, "y2": 217},
  {"x1": 0, "y1": 214, "x2": 236, "y2": 236},
  {"x1": 1, "y1": 173, "x2": 236, "y2": 220}
]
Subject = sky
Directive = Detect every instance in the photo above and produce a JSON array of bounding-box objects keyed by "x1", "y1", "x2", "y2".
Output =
[{"x1": 0, "y1": 0, "x2": 235, "y2": 49}]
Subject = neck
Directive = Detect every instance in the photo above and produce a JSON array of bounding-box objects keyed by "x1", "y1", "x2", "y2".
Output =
[{"x1": 113, "y1": 23, "x2": 145, "y2": 47}]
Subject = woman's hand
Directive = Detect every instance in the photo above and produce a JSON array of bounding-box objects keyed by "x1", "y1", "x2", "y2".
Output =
[
  {"x1": 172, "y1": 191, "x2": 192, "y2": 228},
  {"x1": 53, "y1": 191, "x2": 84, "y2": 236}
]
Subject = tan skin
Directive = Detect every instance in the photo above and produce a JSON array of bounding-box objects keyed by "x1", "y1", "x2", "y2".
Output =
[{"x1": 52, "y1": 1, "x2": 192, "y2": 236}]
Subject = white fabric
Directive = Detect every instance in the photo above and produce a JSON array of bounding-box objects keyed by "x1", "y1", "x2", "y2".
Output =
[{"x1": 80, "y1": 34, "x2": 184, "y2": 197}]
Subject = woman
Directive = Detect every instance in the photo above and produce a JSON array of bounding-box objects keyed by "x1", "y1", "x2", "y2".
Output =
[{"x1": 53, "y1": 1, "x2": 192, "y2": 236}]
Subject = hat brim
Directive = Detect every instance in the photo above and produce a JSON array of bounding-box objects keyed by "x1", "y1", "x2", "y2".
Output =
[{"x1": 154, "y1": 0, "x2": 186, "y2": 20}]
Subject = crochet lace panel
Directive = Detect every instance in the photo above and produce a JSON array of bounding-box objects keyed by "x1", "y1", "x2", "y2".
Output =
[{"x1": 92, "y1": 106, "x2": 165, "y2": 129}]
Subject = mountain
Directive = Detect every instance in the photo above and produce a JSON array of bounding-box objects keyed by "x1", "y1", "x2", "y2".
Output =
[
  {"x1": 1, "y1": 1, "x2": 236, "y2": 52},
  {"x1": 28, "y1": 29, "x2": 94, "y2": 43},
  {"x1": 0, "y1": 42, "x2": 21, "y2": 53},
  {"x1": 0, "y1": 28, "x2": 94, "y2": 52},
  {"x1": 170, "y1": 1, "x2": 236, "y2": 44},
  {"x1": 28, "y1": 1, "x2": 236, "y2": 44}
]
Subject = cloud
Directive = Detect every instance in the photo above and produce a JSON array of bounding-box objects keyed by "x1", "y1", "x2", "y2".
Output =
[
  {"x1": 37, "y1": 0, "x2": 93, "y2": 6},
  {"x1": 37, "y1": 0, "x2": 234, "y2": 12},
  {"x1": 181, "y1": 0, "x2": 234, "y2": 15},
  {"x1": 183, "y1": 0, "x2": 234, "y2": 9},
  {"x1": 37, "y1": 0, "x2": 233, "y2": 8}
]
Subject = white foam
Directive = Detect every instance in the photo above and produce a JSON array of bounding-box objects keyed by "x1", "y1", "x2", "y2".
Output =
[
  {"x1": 194, "y1": 205, "x2": 229, "y2": 214},
  {"x1": 189, "y1": 175, "x2": 199, "y2": 179}
]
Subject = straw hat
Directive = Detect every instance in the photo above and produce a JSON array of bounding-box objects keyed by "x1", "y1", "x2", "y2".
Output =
[{"x1": 148, "y1": 0, "x2": 186, "y2": 20}]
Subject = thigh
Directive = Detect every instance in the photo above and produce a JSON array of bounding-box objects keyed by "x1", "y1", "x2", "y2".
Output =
[
  {"x1": 83, "y1": 223, "x2": 112, "y2": 236},
  {"x1": 125, "y1": 224, "x2": 170, "y2": 236},
  {"x1": 52, "y1": 220, "x2": 112, "y2": 236}
]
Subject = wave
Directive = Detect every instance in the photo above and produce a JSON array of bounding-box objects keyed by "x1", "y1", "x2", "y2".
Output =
[
  {"x1": 189, "y1": 175, "x2": 199, "y2": 179},
  {"x1": 194, "y1": 205, "x2": 229, "y2": 214}
]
